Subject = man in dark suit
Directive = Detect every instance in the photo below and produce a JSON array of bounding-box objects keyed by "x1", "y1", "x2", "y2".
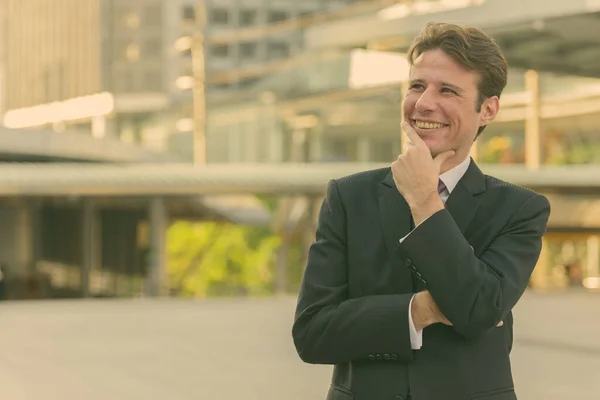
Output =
[{"x1": 292, "y1": 22, "x2": 551, "y2": 400}]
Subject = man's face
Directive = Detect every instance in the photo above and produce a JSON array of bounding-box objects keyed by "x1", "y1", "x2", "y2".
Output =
[{"x1": 403, "y1": 49, "x2": 499, "y2": 160}]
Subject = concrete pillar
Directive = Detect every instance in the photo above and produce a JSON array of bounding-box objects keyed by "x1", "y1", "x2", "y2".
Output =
[
  {"x1": 14, "y1": 204, "x2": 32, "y2": 271},
  {"x1": 275, "y1": 240, "x2": 289, "y2": 295},
  {"x1": 585, "y1": 236, "x2": 600, "y2": 289},
  {"x1": 525, "y1": 70, "x2": 541, "y2": 169},
  {"x1": 273, "y1": 198, "x2": 291, "y2": 295},
  {"x1": 81, "y1": 198, "x2": 100, "y2": 298},
  {"x1": 228, "y1": 126, "x2": 243, "y2": 162},
  {"x1": 148, "y1": 197, "x2": 167, "y2": 297},
  {"x1": 301, "y1": 196, "x2": 321, "y2": 271},
  {"x1": 269, "y1": 126, "x2": 284, "y2": 163},
  {"x1": 290, "y1": 129, "x2": 307, "y2": 162},
  {"x1": 246, "y1": 124, "x2": 258, "y2": 162},
  {"x1": 308, "y1": 121, "x2": 324, "y2": 162},
  {"x1": 29, "y1": 200, "x2": 43, "y2": 274},
  {"x1": 357, "y1": 136, "x2": 370, "y2": 162},
  {"x1": 530, "y1": 236, "x2": 550, "y2": 291}
]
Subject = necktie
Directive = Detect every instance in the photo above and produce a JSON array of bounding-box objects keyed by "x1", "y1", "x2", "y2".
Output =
[{"x1": 437, "y1": 179, "x2": 446, "y2": 195}]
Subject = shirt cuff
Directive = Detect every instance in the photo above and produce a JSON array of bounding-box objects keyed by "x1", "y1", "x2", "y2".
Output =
[
  {"x1": 408, "y1": 294, "x2": 423, "y2": 350},
  {"x1": 399, "y1": 214, "x2": 434, "y2": 243}
]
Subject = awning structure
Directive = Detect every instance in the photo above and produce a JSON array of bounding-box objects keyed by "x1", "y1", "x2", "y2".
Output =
[
  {"x1": 0, "y1": 127, "x2": 178, "y2": 163},
  {"x1": 305, "y1": 0, "x2": 600, "y2": 78},
  {"x1": 0, "y1": 162, "x2": 599, "y2": 196}
]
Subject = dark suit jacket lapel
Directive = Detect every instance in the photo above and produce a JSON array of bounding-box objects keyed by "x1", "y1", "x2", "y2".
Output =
[
  {"x1": 378, "y1": 169, "x2": 412, "y2": 260},
  {"x1": 444, "y1": 160, "x2": 487, "y2": 234}
]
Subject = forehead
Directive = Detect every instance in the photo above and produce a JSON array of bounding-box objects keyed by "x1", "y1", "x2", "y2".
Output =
[{"x1": 409, "y1": 49, "x2": 478, "y2": 89}]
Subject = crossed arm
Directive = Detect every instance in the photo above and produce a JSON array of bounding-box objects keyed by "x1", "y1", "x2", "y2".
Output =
[{"x1": 292, "y1": 180, "x2": 551, "y2": 365}]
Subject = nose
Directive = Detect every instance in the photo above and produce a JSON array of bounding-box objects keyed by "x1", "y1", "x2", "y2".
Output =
[{"x1": 414, "y1": 88, "x2": 437, "y2": 113}]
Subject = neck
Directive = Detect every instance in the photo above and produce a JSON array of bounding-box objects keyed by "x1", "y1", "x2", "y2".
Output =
[{"x1": 439, "y1": 153, "x2": 469, "y2": 174}]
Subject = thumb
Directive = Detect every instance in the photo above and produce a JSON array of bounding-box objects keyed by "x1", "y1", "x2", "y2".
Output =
[{"x1": 433, "y1": 150, "x2": 455, "y2": 170}]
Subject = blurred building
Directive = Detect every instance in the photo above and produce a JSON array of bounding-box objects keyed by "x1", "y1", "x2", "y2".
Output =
[
  {"x1": 0, "y1": 0, "x2": 286, "y2": 300},
  {"x1": 203, "y1": 0, "x2": 600, "y2": 292},
  {"x1": 0, "y1": 0, "x2": 358, "y2": 161},
  {"x1": 2, "y1": 0, "x2": 600, "y2": 298}
]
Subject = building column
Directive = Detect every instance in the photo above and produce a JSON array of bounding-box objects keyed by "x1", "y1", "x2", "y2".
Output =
[
  {"x1": 290, "y1": 129, "x2": 307, "y2": 162},
  {"x1": 81, "y1": 198, "x2": 96, "y2": 298},
  {"x1": 148, "y1": 197, "x2": 167, "y2": 297},
  {"x1": 530, "y1": 236, "x2": 550, "y2": 290},
  {"x1": 15, "y1": 203, "x2": 33, "y2": 272},
  {"x1": 585, "y1": 236, "x2": 600, "y2": 289},
  {"x1": 357, "y1": 136, "x2": 370, "y2": 162},
  {"x1": 228, "y1": 126, "x2": 243, "y2": 162},
  {"x1": 308, "y1": 120, "x2": 324, "y2": 162},
  {"x1": 274, "y1": 198, "x2": 291, "y2": 295},
  {"x1": 525, "y1": 70, "x2": 541, "y2": 169}
]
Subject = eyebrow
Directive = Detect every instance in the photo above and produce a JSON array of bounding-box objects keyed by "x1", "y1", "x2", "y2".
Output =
[{"x1": 409, "y1": 79, "x2": 465, "y2": 94}]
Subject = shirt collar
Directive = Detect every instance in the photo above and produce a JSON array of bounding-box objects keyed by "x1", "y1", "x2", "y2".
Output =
[{"x1": 439, "y1": 156, "x2": 471, "y2": 195}]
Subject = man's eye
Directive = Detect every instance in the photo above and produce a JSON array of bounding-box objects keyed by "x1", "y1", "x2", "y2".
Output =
[
  {"x1": 441, "y1": 87, "x2": 457, "y2": 94},
  {"x1": 410, "y1": 84, "x2": 424, "y2": 90}
]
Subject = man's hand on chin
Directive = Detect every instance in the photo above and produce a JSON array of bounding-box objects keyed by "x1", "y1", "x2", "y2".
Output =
[{"x1": 391, "y1": 121, "x2": 454, "y2": 225}]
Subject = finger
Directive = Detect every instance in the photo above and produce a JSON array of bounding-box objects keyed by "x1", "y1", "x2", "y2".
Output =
[
  {"x1": 401, "y1": 121, "x2": 426, "y2": 149},
  {"x1": 433, "y1": 149, "x2": 455, "y2": 170},
  {"x1": 497, "y1": 321, "x2": 504, "y2": 327}
]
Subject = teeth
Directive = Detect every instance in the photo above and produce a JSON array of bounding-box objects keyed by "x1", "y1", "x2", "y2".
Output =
[{"x1": 415, "y1": 121, "x2": 444, "y2": 129}]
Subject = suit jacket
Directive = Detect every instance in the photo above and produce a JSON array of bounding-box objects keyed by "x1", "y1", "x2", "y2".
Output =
[{"x1": 292, "y1": 160, "x2": 551, "y2": 400}]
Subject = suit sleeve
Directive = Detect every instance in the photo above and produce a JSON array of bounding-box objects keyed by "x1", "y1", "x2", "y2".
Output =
[
  {"x1": 396, "y1": 193, "x2": 551, "y2": 341},
  {"x1": 292, "y1": 179, "x2": 415, "y2": 365}
]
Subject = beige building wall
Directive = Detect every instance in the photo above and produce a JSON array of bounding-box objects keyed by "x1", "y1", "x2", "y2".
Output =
[{"x1": 3, "y1": 0, "x2": 102, "y2": 110}]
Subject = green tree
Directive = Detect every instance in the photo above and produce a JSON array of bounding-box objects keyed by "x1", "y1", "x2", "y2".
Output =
[{"x1": 167, "y1": 221, "x2": 280, "y2": 298}]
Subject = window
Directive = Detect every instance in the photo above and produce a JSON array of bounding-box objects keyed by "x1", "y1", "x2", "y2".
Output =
[
  {"x1": 113, "y1": 70, "x2": 135, "y2": 93},
  {"x1": 211, "y1": 45, "x2": 230, "y2": 58},
  {"x1": 370, "y1": 138, "x2": 396, "y2": 162},
  {"x1": 143, "y1": 69, "x2": 163, "y2": 91},
  {"x1": 268, "y1": 42, "x2": 289, "y2": 59},
  {"x1": 211, "y1": 8, "x2": 229, "y2": 24},
  {"x1": 124, "y1": 12, "x2": 140, "y2": 29},
  {"x1": 182, "y1": 5, "x2": 195, "y2": 21},
  {"x1": 322, "y1": 137, "x2": 358, "y2": 162},
  {"x1": 240, "y1": 42, "x2": 257, "y2": 58},
  {"x1": 143, "y1": 38, "x2": 162, "y2": 58},
  {"x1": 143, "y1": 4, "x2": 162, "y2": 27},
  {"x1": 240, "y1": 9, "x2": 257, "y2": 26},
  {"x1": 125, "y1": 43, "x2": 140, "y2": 62},
  {"x1": 268, "y1": 10, "x2": 288, "y2": 23}
]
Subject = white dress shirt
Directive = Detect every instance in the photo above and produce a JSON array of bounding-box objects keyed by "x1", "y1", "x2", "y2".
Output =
[{"x1": 400, "y1": 156, "x2": 472, "y2": 350}]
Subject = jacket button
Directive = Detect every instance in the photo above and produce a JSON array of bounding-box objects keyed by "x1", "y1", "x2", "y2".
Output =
[
  {"x1": 404, "y1": 258, "x2": 412, "y2": 266},
  {"x1": 391, "y1": 354, "x2": 398, "y2": 361},
  {"x1": 383, "y1": 354, "x2": 390, "y2": 360},
  {"x1": 368, "y1": 355, "x2": 375, "y2": 361},
  {"x1": 396, "y1": 396, "x2": 404, "y2": 400},
  {"x1": 376, "y1": 354, "x2": 383, "y2": 360}
]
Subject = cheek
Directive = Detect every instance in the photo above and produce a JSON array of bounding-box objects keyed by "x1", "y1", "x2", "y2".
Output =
[{"x1": 403, "y1": 96, "x2": 417, "y2": 113}]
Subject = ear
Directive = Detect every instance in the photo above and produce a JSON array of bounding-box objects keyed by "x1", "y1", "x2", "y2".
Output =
[{"x1": 478, "y1": 96, "x2": 500, "y2": 127}]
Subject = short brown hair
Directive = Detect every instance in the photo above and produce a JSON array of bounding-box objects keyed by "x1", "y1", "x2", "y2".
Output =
[{"x1": 406, "y1": 22, "x2": 508, "y2": 136}]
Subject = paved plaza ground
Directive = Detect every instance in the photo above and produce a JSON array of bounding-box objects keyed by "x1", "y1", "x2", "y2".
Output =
[{"x1": 1, "y1": 291, "x2": 599, "y2": 399}]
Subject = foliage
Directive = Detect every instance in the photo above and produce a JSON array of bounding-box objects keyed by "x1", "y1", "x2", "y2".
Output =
[{"x1": 166, "y1": 220, "x2": 281, "y2": 298}]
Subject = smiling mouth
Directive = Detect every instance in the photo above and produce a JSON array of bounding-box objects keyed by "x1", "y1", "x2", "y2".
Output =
[{"x1": 413, "y1": 120, "x2": 449, "y2": 130}]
